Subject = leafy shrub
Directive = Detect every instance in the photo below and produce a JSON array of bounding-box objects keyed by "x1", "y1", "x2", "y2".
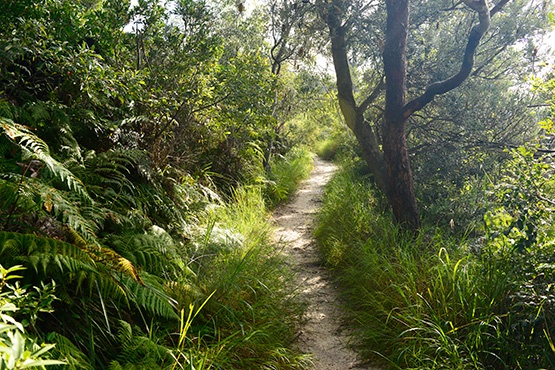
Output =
[{"x1": 0, "y1": 263, "x2": 64, "y2": 369}]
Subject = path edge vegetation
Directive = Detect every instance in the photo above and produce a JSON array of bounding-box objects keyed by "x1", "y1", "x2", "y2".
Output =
[
  {"x1": 1, "y1": 0, "x2": 554, "y2": 368},
  {"x1": 0, "y1": 137, "x2": 315, "y2": 369},
  {"x1": 314, "y1": 72, "x2": 555, "y2": 368},
  {"x1": 0, "y1": 142, "x2": 315, "y2": 369}
]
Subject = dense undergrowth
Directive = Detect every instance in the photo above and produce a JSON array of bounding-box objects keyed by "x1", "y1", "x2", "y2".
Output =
[
  {"x1": 315, "y1": 147, "x2": 555, "y2": 369},
  {"x1": 0, "y1": 137, "x2": 313, "y2": 369}
]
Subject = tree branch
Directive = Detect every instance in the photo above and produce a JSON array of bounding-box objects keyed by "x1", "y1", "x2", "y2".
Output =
[
  {"x1": 402, "y1": 0, "x2": 510, "y2": 119},
  {"x1": 358, "y1": 77, "x2": 385, "y2": 114},
  {"x1": 472, "y1": 43, "x2": 508, "y2": 76},
  {"x1": 490, "y1": 0, "x2": 510, "y2": 16}
]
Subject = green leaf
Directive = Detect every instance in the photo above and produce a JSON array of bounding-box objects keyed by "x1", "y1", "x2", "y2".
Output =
[{"x1": 19, "y1": 359, "x2": 66, "y2": 369}]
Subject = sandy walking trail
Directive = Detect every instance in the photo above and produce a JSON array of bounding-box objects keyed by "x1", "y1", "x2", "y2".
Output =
[{"x1": 273, "y1": 157, "x2": 372, "y2": 370}]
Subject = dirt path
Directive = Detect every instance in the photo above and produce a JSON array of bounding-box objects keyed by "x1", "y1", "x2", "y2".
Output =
[{"x1": 273, "y1": 157, "x2": 373, "y2": 370}]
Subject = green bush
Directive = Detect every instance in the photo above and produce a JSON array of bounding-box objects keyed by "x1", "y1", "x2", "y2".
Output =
[
  {"x1": 315, "y1": 132, "x2": 359, "y2": 162},
  {"x1": 0, "y1": 264, "x2": 64, "y2": 369},
  {"x1": 315, "y1": 137, "x2": 341, "y2": 161}
]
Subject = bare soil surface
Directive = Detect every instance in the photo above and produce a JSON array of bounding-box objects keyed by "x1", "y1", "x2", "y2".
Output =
[{"x1": 273, "y1": 157, "x2": 375, "y2": 370}]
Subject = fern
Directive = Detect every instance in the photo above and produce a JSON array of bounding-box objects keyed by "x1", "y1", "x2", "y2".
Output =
[
  {"x1": 0, "y1": 231, "x2": 93, "y2": 265},
  {"x1": 26, "y1": 101, "x2": 52, "y2": 123},
  {"x1": 121, "y1": 273, "x2": 179, "y2": 321},
  {"x1": 49, "y1": 333, "x2": 95, "y2": 370},
  {"x1": 23, "y1": 179, "x2": 99, "y2": 241},
  {"x1": 0, "y1": 173, "x2": 102, "y2": 243},
  {"x1": 104, "y1": 227, "x2": 181, "y2": 277},
  {"x1": 0, "y1": 100, "x2": 15, "y2": 120},
  {"x1": 110, "y1": 320, "x2": 172, "y2": 368},
  {"x1": 0, "y1": 231, "x2": 145, "y2": 303},
  {"x1": 23, "y1": 101, "x2": 83, "y2": 164},
  {"x1": 0, "y1": 231, "x2": 125, "y2": 305},
  {"x1": 0, "y1": 116, "x2": 91, "y2": 201}
]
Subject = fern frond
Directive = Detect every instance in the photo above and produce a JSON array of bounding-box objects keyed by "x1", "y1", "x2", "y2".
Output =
[
  {"x1": 112, "y1": 320, "x2": 172, "y2": 367},
  {"x1": 112, "y1": 149, "x2": 152, "y2": 173},
  {"x1": 117, "y1": 257, "x2": 143, "y2": 285},
  {"x1": 0, "y1": 100, "x2": 15, "y2": 120},
  {"x1": 0, "y1": 231, "x2": 126, "y2": 304},
  {"x1": 68, "y1": 150, "x2": 144, "y2": 215},
  {"x1": 67, "y1": 228, "x2": 144, "y2": 286},
  {"x1": 0, "y1": 231, "x2": 134, "y2": 303},
  {"x1": 26, "y1": 101, "x2": 52, "y2": 122},
  {"x1": 135, "y1": 184, "x2": 189, "y2": 235},
  {"x1": 0, "y1": 117, "x2": 91, "y2": 202},
  {"x1": 105, "y1": 228, "x2": 180, "y2": 276},
  {"x1": 14, "y1": 179, "x2": 100, "y2": 241},
  {"x1": 0, "y1": 234, "x2": 19, "y2": 256},
  {"x1": 91, "y1": 267, "x2": 128, "y2": 303},
  {"x1": 49, "y1": 333, "x2": 95, "y2": 370},
  {"x1": 120, "y1": 273, "x2": 179, "y2": 321},
  {"x1": 21, "y1": 252, "x2": 96, "y2": 277},
  {"x1": 110, "y1": 116, "x2": 152, "y2": 151},
  {"x1": 0, "y1": 231, "x2": 93, "y2": 263}
]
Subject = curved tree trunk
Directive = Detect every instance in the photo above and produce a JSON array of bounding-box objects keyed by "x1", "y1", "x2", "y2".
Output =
[
  {"x1": 329, "y1": 16, "x2": 388, "y2": 192},
  {"x1": 352, "y1": 114, "x2": 388, "y2": 191}
]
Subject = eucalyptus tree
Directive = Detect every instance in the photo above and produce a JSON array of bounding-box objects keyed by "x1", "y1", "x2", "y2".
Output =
[{"x1": 322, "y1": 0, "x2": 551, "y2": 229}]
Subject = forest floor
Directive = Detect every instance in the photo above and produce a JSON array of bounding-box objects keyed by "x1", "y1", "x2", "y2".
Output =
[{"x1": 273, "y1": 157, "x2": 376, "y2": 370}]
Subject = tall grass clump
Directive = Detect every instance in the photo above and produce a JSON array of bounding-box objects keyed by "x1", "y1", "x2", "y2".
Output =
[
  {"x1": 314, "y1": 162, "x2": 555, "y2": 369},
  {"x1": 315, "y1": 129, "x2": 361, "y2": 162},
  {"x1": 182, "y1": 184, "x2": 310, "y2": 370},
  {"x1": 315, "y1": 136, "x2": 342, "y2": 161},
  {"x1": 264, "y1": 147, "x2": 313, "y2": 207}
]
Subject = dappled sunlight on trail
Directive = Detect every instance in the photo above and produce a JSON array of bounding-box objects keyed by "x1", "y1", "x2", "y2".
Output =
[{"x1": 273, "y1": 157, "x2": 378, "y2": 370}]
